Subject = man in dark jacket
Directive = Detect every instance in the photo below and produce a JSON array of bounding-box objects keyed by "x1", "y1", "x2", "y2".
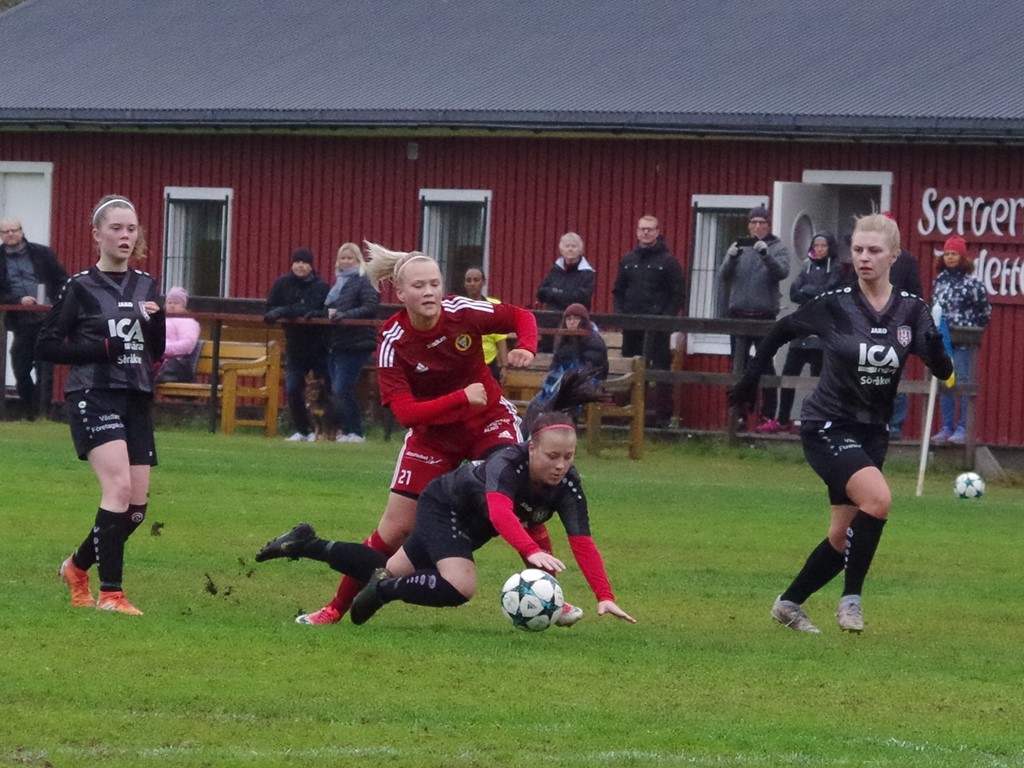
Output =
[
  {"x1": 612, "y1": 215, "x2": 685, "y2": 426},
  {"x1": 265, "y1": 247, "x2": 330, "y2": 441},
  {"x1": 1, "y1": 218, "x2": 68, "y2": 419}
]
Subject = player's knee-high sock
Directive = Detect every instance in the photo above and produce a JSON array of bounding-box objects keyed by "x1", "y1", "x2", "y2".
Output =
[
  {"x1": 377, "y1": 570, "x2": 468, "y2": 608},
  {"x1": 93, "y1": 508, "x2": 130, "y2": 593},
  {"x1": 843, "y1": 511, "x2": 886, "y2": 596},
  {"x1": 327, "y1": 530, "x2": 396, "y2": 613},
  {"x1": 72, "y1": 507, "x2": 106, "y2": 570},
  {"x1": 299, "y1": 539, "x2": 387, "y2": 583},
  {"x1": 125, "y1": 503, "x2": 147, "y2": 539},
  {"x1": 780, "y1": 538, "x2": 845, "y2": 605}
]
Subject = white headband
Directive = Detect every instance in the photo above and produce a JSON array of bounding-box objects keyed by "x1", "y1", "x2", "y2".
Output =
[
  {"x1": 92, "y1": 198, "x2": 136, "y2": 224},
  {"x1": 394, "y1": 253, "x2": 435, "y2": 282}
]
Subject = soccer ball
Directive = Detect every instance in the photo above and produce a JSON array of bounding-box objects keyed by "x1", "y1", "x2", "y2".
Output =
[
  {"x1": 954, "y1": 471, "x2": 985, "y2": 499},
  {"x1": 500, "y1": 568, "x2": 564, "y2": 631}
]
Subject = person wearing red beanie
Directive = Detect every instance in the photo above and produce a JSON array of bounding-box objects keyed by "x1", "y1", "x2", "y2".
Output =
[{"x1": 930, "y1": 235, "x2": 991, "y2": 444}]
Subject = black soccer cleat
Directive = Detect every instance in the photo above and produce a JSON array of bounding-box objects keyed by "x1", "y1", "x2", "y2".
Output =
[
  {"x1": 255, "y1": 523, "x2": 317, "y2": 562},
  {"x1": 350, "y1": 567, "x2": 393, "y2": 625}
]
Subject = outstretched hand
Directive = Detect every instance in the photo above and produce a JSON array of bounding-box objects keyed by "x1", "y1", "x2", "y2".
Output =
[
  {"x1": 526, "y1": 551, "x2": 565, "y2": 573},
  {"x1": 597, "y1": 600, "x2": 636, "y2": 623}
]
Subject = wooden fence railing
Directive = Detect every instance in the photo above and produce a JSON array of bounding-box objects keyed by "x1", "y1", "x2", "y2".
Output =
[{"x1": 2, "y1": 302, "x2": 984, "y2": 464}]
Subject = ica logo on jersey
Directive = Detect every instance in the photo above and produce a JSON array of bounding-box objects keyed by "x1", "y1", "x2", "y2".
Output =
[
  {"x1": 108, "y1": 317, "x2": 146, "y2": 363},
  {"x1": 857, "y1": 343, "x2": 898, "y2": 386}
]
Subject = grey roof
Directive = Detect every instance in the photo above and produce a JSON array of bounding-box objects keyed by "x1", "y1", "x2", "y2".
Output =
[{"x1": 2, "y1": 0, "x2": 1023, "y2": 140}]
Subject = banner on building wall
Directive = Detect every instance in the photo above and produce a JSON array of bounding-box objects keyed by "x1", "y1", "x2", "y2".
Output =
[{"x1": 917, "y1": 187, "x2": 1024, "y2": 306}]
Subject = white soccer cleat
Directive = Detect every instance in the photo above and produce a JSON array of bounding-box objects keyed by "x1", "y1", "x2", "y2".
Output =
[
  {"x1": 836, "y1": 595, "x2": 864, "y2": 632},
  {"x1": 771, "y1": 596, "x2": 820, "y2": 634},
  {"x1": 553, "y1": 601, "x2": 583, "y2": 627}
]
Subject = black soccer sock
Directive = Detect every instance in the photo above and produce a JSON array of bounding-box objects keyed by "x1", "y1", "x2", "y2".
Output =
[
  {"x1": 378, "y1": 570, "x2": 469, "y2": 608},
  {"x1": 72, "y1": 507, "x2": 105, "y2": 570},
  {"x1": 309, "y1": 539, "x2": 387, "y2": 582},
  {"x1": 94, "y1": 508, "x2": 130, "y2": 592},
  {"x1": 125, "y1": 503, "x2": 147, "y2": 539},
  {"x1": 843, "y1": 511, "x2": 886, "y2": 597},
  {"x1": 780, "y1": 537, "x2": 846, "y2": 605}
]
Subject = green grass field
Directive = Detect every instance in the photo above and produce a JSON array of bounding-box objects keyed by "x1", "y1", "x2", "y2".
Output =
[{"x1": 1, "y1": 420, "x2": 1021, "y2": 768}]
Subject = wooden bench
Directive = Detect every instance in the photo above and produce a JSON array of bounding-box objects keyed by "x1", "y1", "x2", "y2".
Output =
[
  {"x1": 502, "y1": 354, "x2": 645, "y2": 460},
  {"x1": 585, "y1": 355, "x2": 645, "y2": 460},
  {"x1": 156, "y1": 340, "x2": 282, "y2": 436}
]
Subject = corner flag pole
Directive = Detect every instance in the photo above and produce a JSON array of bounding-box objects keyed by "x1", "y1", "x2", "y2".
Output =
[{"x1": 916, "y1": 304, "x2": 954, "y2": 497}]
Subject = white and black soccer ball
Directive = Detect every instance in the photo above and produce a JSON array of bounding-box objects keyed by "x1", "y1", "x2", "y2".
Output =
[
  {"x1": 954, "y1": 471, "x2": 985, "y2": 499},
  {"x1": 500, "y1": 568, "x2": 564, "y2": 631}
]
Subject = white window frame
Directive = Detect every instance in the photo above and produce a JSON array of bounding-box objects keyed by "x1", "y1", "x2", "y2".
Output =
[
  {"x1": 687, "y1": 194, "x2": 768, "y2": 355},
  {"x1": 419, "y1": 189, "x2": 492, "y2": 289},
  {"x1": 162, "y1": 186, "x2": 233, "y2": 298}
]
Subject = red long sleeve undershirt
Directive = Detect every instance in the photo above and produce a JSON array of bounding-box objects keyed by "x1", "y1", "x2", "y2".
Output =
[
  {"x1": 490, "y1": 494, "x2": 615, "y2": 603},
  {"x1": 388, "y1": 389, "x2": 469, "y2": 427}
]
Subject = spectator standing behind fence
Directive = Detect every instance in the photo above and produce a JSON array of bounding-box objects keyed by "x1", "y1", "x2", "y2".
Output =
[
  {"x1": 612, "y1": 215, "x2": 685, "y2": 427},
  {"x1": 535, "y1": 232, "x2": 596, "y2": 353},
  {"x1": 155, "y1": 287, "x2": 200, "y2": 384},
  {"x1": 774, "y1": 232, "x2": 844, "y2": 433},
  {"x1": 463, "y1": 267, "x2": 507, "y2": 381},
  {"x1": 718, "y1": 206, "x2": 791, "y2": 432},
  {"x1": 317, "y1": 242, "x2": 379, "y2": 443},
  {"x1": 0, "y1": 216, "x2": 68, "y2": 420},
  {"x1": 264, "y1": 248, "x2": 330, "y2": 442},
  {"x1": 930, "y1": 235, "x2": 991, "y2": 445}
]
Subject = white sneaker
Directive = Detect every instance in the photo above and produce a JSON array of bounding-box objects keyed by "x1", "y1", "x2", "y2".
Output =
[
  {"x1": 285, "y1": 432, "x2": 309, "y2": 442},
  {"x1": 554, "y1": 602, "x2": 583, "y2": 627},
  {"x1": 836, "y1": 595, "x2": 864, "y2": 632},
  {"x1": 305, "y1": 433, "x2": 317, "y2": 442},
  {"x1": 345, "y1": 434, "x2": 365, "y2": 443},
  {"x1": 335, "y1": 434, "x2": 350, "y2": 443},
  {"x1": 771, "y1": 596, "x2": 820, "y2": 633}
]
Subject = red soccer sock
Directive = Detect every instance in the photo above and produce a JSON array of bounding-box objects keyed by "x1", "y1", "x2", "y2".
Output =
[{"x1": 327, "y1": 530, "x2": 397, "y2": 614}]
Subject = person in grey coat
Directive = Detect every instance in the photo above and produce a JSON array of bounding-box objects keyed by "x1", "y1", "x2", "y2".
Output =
[{"x1": 719, "y1": 205, "x2": 791, "y2": 431}]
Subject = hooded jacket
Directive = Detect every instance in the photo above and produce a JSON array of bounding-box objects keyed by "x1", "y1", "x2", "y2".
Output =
[{"x1": 788, "y1": 232, "x2": 845, "y2": 350}]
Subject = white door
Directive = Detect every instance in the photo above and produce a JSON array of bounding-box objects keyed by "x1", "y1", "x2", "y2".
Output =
[{"x1": 772, "y1": 181, "x2": 842, "y2": 316}]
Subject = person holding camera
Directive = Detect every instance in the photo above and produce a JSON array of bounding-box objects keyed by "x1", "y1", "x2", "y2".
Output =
[{"x1": 719, "y1": 205, "x2": 791, "y2": 432}]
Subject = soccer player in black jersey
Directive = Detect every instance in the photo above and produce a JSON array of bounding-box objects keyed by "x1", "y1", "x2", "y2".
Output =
[
  {"x1": 728, "y1": 214, "x2": 953, "y2": 633},
  {"x1": 37, "y1": 195, "x2": 166, "y2": 616},
  {"x1": 255, "y1": 371, "x2": 636, "y2": 627}
]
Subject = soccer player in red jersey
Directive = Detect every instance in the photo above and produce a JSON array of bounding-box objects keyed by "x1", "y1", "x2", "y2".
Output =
[{"x1": 295, "y1": 244, "x2": 583, "y2": 627}]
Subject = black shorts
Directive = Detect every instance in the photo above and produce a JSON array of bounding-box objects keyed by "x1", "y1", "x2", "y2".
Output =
[
  {"x1": 401, "y1": 481, "x2": 491, "y2": 570},
  {"x1": 800, "y1": 421, "x2": 888, "y2": 505},
  {"x1": 68, "y1": 389, "x2": 158, "y2": 465}
]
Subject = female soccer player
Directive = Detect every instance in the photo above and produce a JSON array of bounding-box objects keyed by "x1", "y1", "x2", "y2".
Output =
[
  {"x1": 294, "y1": 243, "x2": 583, "y2": 627},
  {"x1": 728, "y1": 214, "x2": 953, "y2": 633},
  {"x1": 37, "y1": 195, "x2": 165, "y2": 616},
  {"x1": 256, "y1": 371, "x2": 635, "y2": 626}
]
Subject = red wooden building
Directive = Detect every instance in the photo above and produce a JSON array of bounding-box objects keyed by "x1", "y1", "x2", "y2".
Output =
[{"x1": 2, "y1": 0, "x2": 1023, "y2": 446}]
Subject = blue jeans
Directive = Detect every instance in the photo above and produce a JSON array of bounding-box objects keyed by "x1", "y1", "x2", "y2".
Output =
[
  {"x1": 940, "y1": 346, "x2": 972, "y2": 431},
  {"x1": 329, "y1": 348, "x2": 372, "y2": 437}
]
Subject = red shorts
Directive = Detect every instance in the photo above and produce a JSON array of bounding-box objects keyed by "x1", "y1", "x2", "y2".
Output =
[{"x1": 389, "y1": 398, "x2": 522, "y2": 496}]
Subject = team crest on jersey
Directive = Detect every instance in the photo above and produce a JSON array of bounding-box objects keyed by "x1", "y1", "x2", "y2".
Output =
[
  {"x1": 455, "y1": 334, "x2": 473, "y2": 352},
  {"x1": 896, "y1": 325, "x2": 912, "y2": 347}
]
